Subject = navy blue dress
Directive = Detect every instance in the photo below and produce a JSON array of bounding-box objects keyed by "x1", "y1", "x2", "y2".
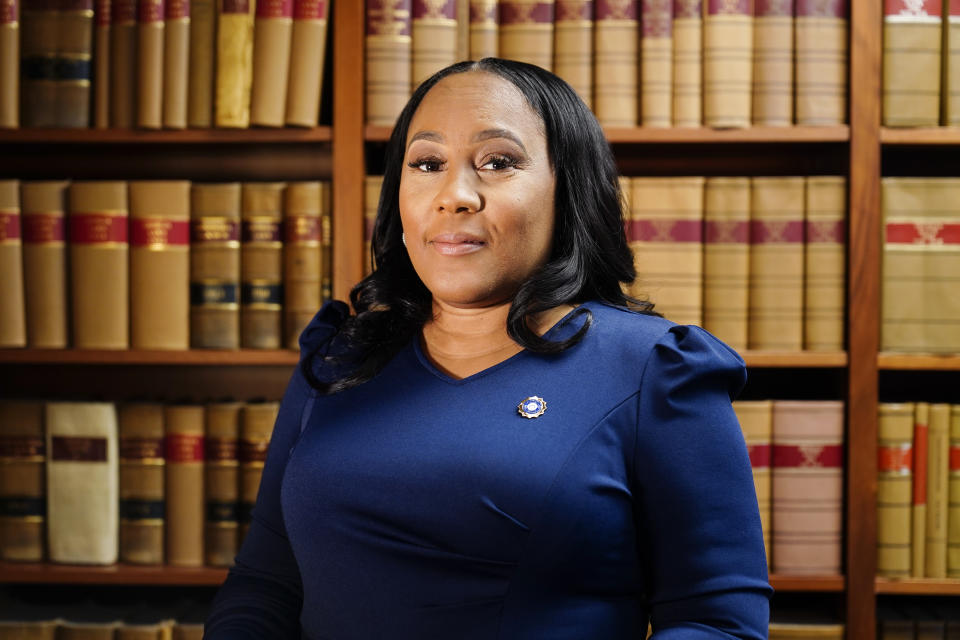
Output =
[{"x1": 205, "y1": 300, "x2": 772, "y2": 639}]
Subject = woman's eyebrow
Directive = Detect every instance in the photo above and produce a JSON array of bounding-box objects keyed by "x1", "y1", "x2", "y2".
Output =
[
  {"x1": 407, "y1": 130, "x2": 444, "y2": 148},
  {"x1": 472, "y1": 128, "x2": 526, "y2": 152}
]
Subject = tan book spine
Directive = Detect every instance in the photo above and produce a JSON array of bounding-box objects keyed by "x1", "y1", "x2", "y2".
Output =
[
  {"x1": 241, "y1": 182, "x2": 285, "y2": 348},
  {"x1": 21, "y1": 181, "x2": 69, "y2": 349},
  {"x1": 0, "y1": 401, "x2": 45, "y2": 562},
  {"x1": 46, "y1": 402, "x2": 119, "y2": 565},
  {"x1": 769, "y1": 622, "x2": 846, "y2": 640},
  {"x1": 215, "y1": 0, "x2": 256, "y2": 128},
  {"x1": 469, "y1": 0, "x2": 497, "y2": 58},
  {"x1": 173, "y1": 624, "x2": 204, "y2": 640},
  {"x1": 672, "y1": 0, "x2": 701, "y2": 126},
  {"x1": 284, "y1": 0, "x2": 328, "y2": 127},
  {"x1": 239, "y1": 401, "x2": 277, "y2": 542},
  {"x1": 628, "y1": 177, "x2": 704, "y2": 325},
  {"x1": 949, "y1": 405, "x2": 960, "y2": 576},
  {"x1": 205, "y1": 401, "x2": 241, "y2": 567},
  {"x1": 162, "y1": 0, "x2": 189, "y2": 128},
  {"x1": 804, "y1": 176, "x2": 846, "y2": 351},
  {"x1": 93, "y1": 0, "x2": 110, "y2": 128},
  {"x1": 117, "y1": 622, "x2": 175, "y2": 639},
  {"x1": 21, "y1": 0, "x2": 60, "y2": 128},
  {"x1": 703, "y1": 0, "x2": 753, "y2": 128},
  {"x1": 795, "y1": 0, "x2": 847, "y2": 125},
  {"x1": 284, "y1": 182, "x2": 322, "y2": 349},
  {"x1": 69, "y1": 181, "x2": 129, "y2": 350},
  {"x1": 499, "y1": 0, "x2": 554, "y2": 71},
  {"x1": 877, "y1": 402, "x2": 914, "y2": 577},
  {"x1": 117, "y1": 403, "x2": 165, "y2": 565},
  {"x1": 320, "y1": 187, "x2": 332, "y2": 302},
  {"x1": 748, "y1": 177, "x2": 804, "y2": 351},
  {"x1": 883, "y1": 0, "x2": 942, "y2": 127},
  {"x1": 456, "y1": 0, "x2": 468, "y2": 59},
  {"x1": 364, "y1": 175, "x2": 382, "y2": 278},
  {"x1": 250, "y1": 0, "x2": 293, "y2": 126},
  {"x1": 165, "y1": 404, "x2": 204, "y2": 566},
  {"x1": 913, "y1": 402, "x2": 929, "y2": 576},
  {"x1": 412, "y1": 0, "x2": 458, "y2": 88},
  {"x1": 137, "y1": 0, "x2": 164, "y2": 128},
  {"x1": 190, "y1": 183, "x2": 241, "y2": 349},
  {"x1": 947, "y1": 0, "x2": 960, "y2": 125},
  {"x1": 703, "y1": 177, "x2": 750, "y2": 352},
  {"x1": 0, "y1": 620, "x2": 58, "y2": 638},
  {"x1": 0, "y1": 180, "x2": 25, "y2": 347},
  {"x1": 187, "y1": 0, "x2": 214, "y2": 127},
  {"x1": 56, "y1": 0, "x2": 94, "y2": 128},
  {"x1": 732, "y1": 400, "x2": 773, "y2": 567},
  {"x1": 59, "y1": 622, "x2": 121, "y2": 639},
  {"x1": 0, "y1": 0, "x2": 18, "y2": 127},
  {"x1": 641, "y1": 0, "x2": 672, "y2": 127},
  {"x1": 129, "y1": 181, "x2": 191, "y2": 350},
  {"x1": 926, "y1": 403, "x2": 950, "y2": 577},
  {"x1": 752, "y1": 0, "x2": 792, "y2": 126},
  {"x1": 553, "y1": 0, "x2": 592, "y2": 108},
  {"x1": 110, "y1": 0, "x2": 137, "y2": 127},
  {"x1": 365, "y1": 0, "x2": 412, "y2": 127},
  {"x1": 594, "y1": 0, "x2": 638, "y2": 127}
]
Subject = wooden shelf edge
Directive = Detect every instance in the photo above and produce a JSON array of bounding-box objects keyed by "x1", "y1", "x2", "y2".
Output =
[
  {"x1": 878, "y1": 353, "x2": 960, "y2": 371},
  {"x1": 875, "y1": 577, "x2": 960, "y2": 595},
  {"x1": 0, "y1": 562, "x2": 227, "y2": 586},
  {"x1": 770, "y1": 575, "x2": 846, "y2": 592},
  {"x1": 880, "y1": 127, "x2": 960, "y2": 145},
  {"x1": 742, "y1": 351, "x2": 848, "y2": 368},
  {"x1": 0, "y1": 349, "x2": 299, "y2": 366},
  {"x1": 0, "y1": 127, "x2": 333, "y2": 144}
]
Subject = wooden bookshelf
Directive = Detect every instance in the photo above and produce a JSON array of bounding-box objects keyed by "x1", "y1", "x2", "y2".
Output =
[
  {"x1": 0, "y1": 562, "x2": 227, "y2": 586},
  {"x1": 0, "y1": 127, "x2": 333, "y2": 144},
  {"x1": 880, "y1": 127, "x2": 960, "y2": 145},
  {"x1": 741, "y1": 352, "x2": 847, "y2": 368},
  {"x1": 875, "y1": 578, "x2": 960, "y2": 595},
  {"x1": 0, "y1": 349, "x2": 299, "y2": 367},
  {"x1": 878, "y1": 353, "x2": 960, "y2": 371},
  {"x1": 771, "y1": 575, "x2": 846, "y2": 592}
]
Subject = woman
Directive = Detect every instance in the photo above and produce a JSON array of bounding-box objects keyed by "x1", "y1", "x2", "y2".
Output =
[{"x1": 205, "y1": 58, "x2": 771, "y2": 639}]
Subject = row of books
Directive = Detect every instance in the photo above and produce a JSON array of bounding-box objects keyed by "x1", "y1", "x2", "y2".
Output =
[
  {"x1": 879, "y1": 606, "x2": 960, "y2": 640},
  {"x1": 0, "y1": 599, "x2": 205, "y2": 640},
  {"x1": 877, "y1": 402, "x2": 960, "y2": 579},
  {"x1": 366, "y1": 0, "x2": 848, "y2": 129},
  {"x1": 0, "y1": 399, "x2": 279, "y2": 568},
  {"x1": 881, "y1": 178, "x2": 960, "y2": 355},
  {"x1": 0, "y1": 179, "x2": 333, "y2": 351},
  {"x1": 0, "y1": 0, "x2": 329, "y2": 129},
  {"x1": 883, "y1": 0, "x2": 960, "y2": 127}
]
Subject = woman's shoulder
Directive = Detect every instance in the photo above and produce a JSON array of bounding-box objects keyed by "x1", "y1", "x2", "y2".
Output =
[{"x1": 298, "y1": 300, "x2": 351, "y2": 359}]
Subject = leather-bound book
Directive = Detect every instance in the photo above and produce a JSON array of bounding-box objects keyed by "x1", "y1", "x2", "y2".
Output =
[
  {"x1": 628, "y1": 177, "x2": 704, "y2": 325},
  {"x1": 69, "y1": 181, "x2": 129, "y2": 350},
  {"x1": 162, "y1": 0, "x2": 189, "y2": 128},
  {"x1": 215, "y1": 0, "x2": 256, "y2": 128},
  {"x1": 748, "y1": 177, "x2": 804, "y2": 351},
  {"x1": 769, "y1": 622, "x2": 844, "y2": 640},
  {"x1": 732, "y1": 400, "x2": 772, "y2": 567},
  {"x1": 21, "y1": 180, "x2": 69, "y2": 349},
  {"x1": 883, "y1": 0, "x2": 942, "y2": 127},
  {"x1": 365, "y1": 0, "x2": 411, "y2": 127},
  {"x1": 165, "y1": 404, "x2": 204, "y2": 566},
  {"x1": 926, "y1": 403, "x2": 950, "y2": 578},
  {"x1": 752, "y1": 0, "x2": 793, "y2": 126},
  {"x1": 795, "y1": 0, "x2": 848, "y2": 125},
  {"x1": 173, "y1": 624, "x2": 204, "y2": 640},
  {"x1": 469, "y1": 0, "x2": 497, "y2": 59},
  {"x1": 553, "y1": 0, "x2": 592, "y2": 108},
  {"x1": 499, "y1": 0, "x2": 554, "y2": 71},
  {"x1": 187, "y1": 0, "x2": 214, "y2": 127},
  {"x1": 947, "y1": 0, "x2": 960, "y2": 125},
  {"x1": 284, "y1": 181, "x2": 322, "y2": 349},
  {"x1": 640, "y1": 0, "x2": 672, "y2": 128},
  {"x1": 804, "y1": 176, "x2": 846, "y2": 352},
  {"x1": 130, "y1": 181, "x2": 190, "y2": 350},
  {"x1": 913, "y1": 402, "x2": 929, "y2": 576},
  {"x1": 250, "y1": 0, "x2": 293, "y2": 127},
  {"x1": 877, "y1": 402, "x2": 914, "y2": 578},
  {"x1": 0, "y1": 614, "x2": 58, "y2": 640},
  {"x1": 594, "y1": 0, "x2": 638, "y2": 127},
  {"x1": 110, "y1": 0, "x2": 137, "y2": 127},
  {"x1": 190, "y1": 182, "x2": 241, "y2": 349},
  {"x1": 59, "y1": 622, "x2": 122, "y2": 640},
  {"x1": 703, "y1": 0, "x2": 753, "y2": 128},
  {"x1": 137, "y1": 0, "x2": 164, "y2": 128},
  {"x1": 117, "y1": 621, "x2": 175, "y2": 640},
  {"x1": 949, "y1": 405, "x2": 960, "y2": 577},
  {"x1": 771, "y1": 400, "x2": 843, "y2": 575},
  {"x1": 0, "y1": 180, "x2": 25, "y2": 348},
  {"x1": 0, "y1": 0, "x2": 18, "y2": 127},
  {"x1": 320, "y1": 187, "x2": 332, "y2": 302},
  {"x1": 0, "y1": 401, "x2": 45, "y2": 562},
  {"x1": 878, "y1": 609, "x2": 915, "y2": 640},
  {"x1": 284, "y1": 0, "x2": 328, "y2": 127},
  {"x1": 117, "y1": 403, "x2": 165, "y2": 565},
  {"x1": 671, "y1": 0, "x2": 700, "y2": 126},
  {"x1": 456, "y1": 0, "x2": 468, "y2": 59},
  {"x1": 59, "y1": 605, "x2": 123, "y2": 640},
  {"x1": 412, "y1": 0, "x2": 457, "y2": 88},
  {"x1": 20, "y1": 0, "x2": 60, "y2": 128},
  {"x1": 703, "y1": 177, "x2": 750, "y2": 352},
  {"x1": 46, "y1": 402, "x2": 119, "y2": 565},
  {"x1": 93, "y1": 0, "x2": 110, "y2": 128},
  {"x1": 205, "y1": 401, "x2": 241, "y2": 566},
  {"x1": 239, "y1": 401, "x2": 277, "y2": 542},
  {"x1": 56, "y1": 0, "x2": 94, "y2": 128},
  {"x1": 364, "y1": 175, "x2": 382, "y2": 278},
  {"x1": 241, "y1": 182, "x2": 285, "y2": 349}
]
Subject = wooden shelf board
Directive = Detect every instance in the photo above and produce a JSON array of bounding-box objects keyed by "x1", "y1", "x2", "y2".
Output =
[
  {"x1": 880, "y1": 127, "x2": 960, "y2": 145},
  {"x1": 876, "y1": 578, "x2": 960, "y2": 595},
  {"x1": 0, "y1": 562, "x2": 227, "y2": 586},
  {"x1": 0, "y1": 127, "x2": 333, "y2": 144},
  {"x1": 770, "y1": 575, "x2": 846, "y2": 592},
  {"x1": 0, "y1": 349, "x2": 299, "y2": 366},
  {"x1": 878, "y1": 353, "x2": 960, "y2": 371},
  {"x1": 741, "y1": 352, "x2": 848, "y2": 368}
]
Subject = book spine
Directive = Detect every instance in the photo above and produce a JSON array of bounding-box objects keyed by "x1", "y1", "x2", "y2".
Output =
[
  {"x1": 804, "y1": 176, "x2": 846, "y2": 351},
  {"x1": 363, "y1": 175, "x2": 382, "y2": 278},
  {"x1": 499, "y1": 0, "x2": 555, "y2": 71},
  {"x1": 320, "y1": 187, "x2": 332, "y2": 303},
  {"x1": 752, "y1": 0, "x2": 792, "y2": 125},
  {"x1": 129, "y1": 181, "x2": 191, "y2": 350},
  {"x1": 913, "y1": 402, "x2": 929, "y2": 576},
  {"x1": 947, "y1": 0, "x2": 960, "y2": 125},
  {"x1": 877, "y1": 402, "x2": 914, "y2": 577},
  {"x1": 93, "y1": 0, "x2": 110, "y2": 128},
  {"x1": 365, "y1": 0, "x2": 412, "y2": 126},
  {"x1": 241, "y1": 182, "x2": 285, "y2": 348},
  {"x1": 69, "y1": 181, "x2": 129, "y2": 350},
  {"x1": 118, "y1": 403, "x2": 165, "y2": 565},
  {"x1": 641, "y1": 0, "x2": 672, "y2": 127},
  {"x1": 412, "y1": 0, "x2": 458, "y2": 88},
  {"x1": 251, "y1": 0, "x2": 293, "y2": 126},
  {"x1": 732, "y1": 400, "x2": 773, "y2": 567},
  {"x1": 553, "y1": 0, "x2": 593, "y2": 108},
  {"x1": 187, "y1": 0, "x2": 214, "y2": 126},
  {"x1": 0, "y1": 0, "x2": 18, "y2": 127},
  {"x1": 239, "y1": 402, "x2": 277, "y2": 542},
  {"x1": 949, "y1": 405, "x2": 960, "y2": 577},
  {"x1": 926, "y1": 403, "x2": 950, "y2": 577},
  {"x1": 456, "y1": 0, "x2": 468, "y2": 59},
  {"x1": 594, "y1": 0, "x2": 638, "y2": 127},
  {"x1": 0, "y1": 180, "x2": 25, "y2": 347},
  {"x1": 795, "y1": 0, "x2": 847, "y2": 125},
  {"x1": 671, "y1": 0, "x2": 700, "y2": 126},
  {"x1": 165, "y1": 404, "x2": 204, "y2": 566},
  {"x1": 137, "y1": 0, "x2": 164, "y2": 128},
  {"x1": 703, "y1": 177, "x2": 750, "y2": 352},
  {"x1": 110, "y1": 0, "x2": 137, "y2": 128},
  {"x1": 628, "y1": 177, "x2": 704, "y2": 325},
  {"x1": 0, "y1": 401, "x2": 45, "y2": 562},
  {"x1": 469, "y1": 0, "x2": 497, "y2": 58},
  {"x1": 284, "y1": 0, "x2": 328, "y2": 127},
  {"x1": 882, "y1": 0, "x2": 942, "y2": 127},
  {"x1": 283, "y1": 181, "x2": 322, "y2": 350},
  {"x1": 162, "y1": 0, "x2": 189, "y2": 128},
  {"x1": 21, "y1": 181, "x2": 69, "y2": 348},
  {"x1": 215, "y1": 0, "x2": 256, "y2": 128},
  {"x1": 21, "y1": 0, "x2": 60, "y2": 128},
  {"x1": 191, "y1": 183, "x2": 241, "y2": 348},
  {"x1": 57, "y1": 0, "x2": 94, "y2": 128},
  {"x1": 703, "y1": 0, "x2": 753, "y2": 128},
  {"x1": 205, "y1": 401, "x2": 241, "y2": 567}
]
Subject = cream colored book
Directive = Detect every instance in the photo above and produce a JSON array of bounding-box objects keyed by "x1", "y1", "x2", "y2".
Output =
[
  {"x1": 703, "y1": 0, "x2": 753, "y2": 128},
  {"x1": 804, "y1": 176, "x2": 846, "y2": 352},
  {"x1": 165, "y1": 404, "x2": 205, "y2": 567},
  {"x1": 0, "y1": 0, "x2": 19, "y2": 127},
  {"x1": 877, "y1": 402, "x2": 914, "y2": 578},
  {"x1": 215, "y1": 0, "x2": 256, "y2": 128},
  {"x1": 499, "y1": 0, "x2": 554, "y2": 71},
  {"x1": 163, "y1": 0, "x2": 190, "y2": 128},
  {"x1": 250, "y1": 0, "x2": 293, "y2": 127},
  {"x1": 469, "y1": 0, "x2": 497, "y2": 59},
  {"x1": 285, "y1": 0, "x2": 329, "y2": 127},
  {"x1": 795, "y1": 0, "x2": 848, "y2": 125},
  {"x1": 927, "y1": 403, "x2": 950, "y2": 578},
  {"x1": 703, "y1": 177, "x2": 750, "y2": 352},
  {"x1": 284, "y1": 181, "x2": 323, "y2": 349},
  {"x1": 883, "y1": 0, "x2": 942, "y2": 127},
  {"x1": 553, "y1": 0, "x2": 592, "y2": 108},
  {"x1": 640, "y1": 0, "x2": 672, "y2": 127},
  {"x1": 21, "y1": 180, "x2": 69, "y2": 349},
  {"x1": 365, "y1": 0, "x2": 412, "y2": 127},
  {"x1": 672, "y1": 0, "x2": 701, "y2": 126},
  {"x1": 594, "y1": 0, "x2": 638, "y2": 127},
  {"x1": 733, "y1": 400, "x2": 773, "y2": 568},
  {"x1": 752, "y1": 0, "x2": 793, "y2": 126},
  {"x1": 0, "y1": 180, "x2": 25, "y2": 347},
  {"x1": 411, "y1": 0, "x2": 457, "y2": 88},
  {"x1": 137, "y1": 0, "x2": 165, "y2": 129}
]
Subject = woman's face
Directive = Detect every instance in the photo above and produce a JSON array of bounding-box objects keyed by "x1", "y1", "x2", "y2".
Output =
[{"x1": 399, "y1": 71, "x2": 556, "y2": 309}]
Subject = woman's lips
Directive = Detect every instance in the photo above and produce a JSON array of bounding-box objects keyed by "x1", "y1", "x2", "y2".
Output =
[{"x1": 428, "y1": 233, "x2": 486, "y2": 256}]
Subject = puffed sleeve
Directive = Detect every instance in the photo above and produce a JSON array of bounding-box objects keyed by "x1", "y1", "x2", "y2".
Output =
[
  {"x1": 635, "y1": 324, "x2": 772, "y2": 639},
  {"x1": 204, "y1": 301, "x2": 349, "y2": 639}
]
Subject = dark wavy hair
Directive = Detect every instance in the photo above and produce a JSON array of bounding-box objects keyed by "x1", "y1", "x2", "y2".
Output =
[{"x1": 303, "y1": 58, "x2": 652, "y2": 395}]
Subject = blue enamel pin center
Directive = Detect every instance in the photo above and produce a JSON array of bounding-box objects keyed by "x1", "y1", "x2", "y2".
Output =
[{"x1": 518, "y1": 396, "x2": 547, "y2": 419}]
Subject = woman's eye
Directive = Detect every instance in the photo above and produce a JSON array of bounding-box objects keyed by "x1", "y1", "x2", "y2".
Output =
[
  {"x1": 407, "y1": 158, "x2": 443, "y2": 172},
  {"x1": 481, "y1": 155, "x2": 518, "y2": 171}
]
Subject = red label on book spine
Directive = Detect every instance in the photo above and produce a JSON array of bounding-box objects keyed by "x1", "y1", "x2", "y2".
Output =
[
  {"x1": 748, "y1": 443, "x2": 771, "y2": 469},
  {"x1": 191, "y1": 218, "x2": 240, "y2": 243},
  {"x1": 138, "y1": 0, "x2": 163, "y2": 22},
  {"x1": 256, "y1": 0, "x2": 291, "y2": 18},
  {"x1": 755, "y1": 0, "x2": 792, "y2": 16},
  {"x1": 499, "y1": 1, "x2": 554, "y2": 24},
  {"x1": 119, "y1": 437, "x2": 165, "y2": 461},
  {"x1": 292, "y1": 0, "x2": 325, "y2": 20},
  {"x1": 23, "y1": 213, "x2": 65, "y2": 244},
  {"x1": 879, "y1": 443, "x2": 913, "y2": 474},
  {"x1": 951, "y1": 0, "x2": 960, "y2": 16},
  {"x1": 166, "y1": 0, "x2": 188, "y2": 19},
  {"x1": 0, "y1": 436, "x2": 45, "y2": 460},
  {"x1": 951, "y1": 444, "x2": 960, "y2": 472},
  {"x1": 412, "y1": 0, "x2": 454, "y2": 19},
  {"x1": 166, "y1": 434, "x2": 204, "y2": 463},
  {"x1": 242, "y1": 219, "x2": 282, "y2": 243},
  {"x1": 112, "y1": 0, "x2": 136, "y2": 23},
  {"x1": 750, "y1": 220, "x2": 804, "y2": 243},
  {"x1": 886, "y1": 222, "x2": 960, "y2": 245},
  {"x1": 221, "y1": 0, "x2": 249, "y2": 14},
  {"x1": 95, "y1": 0, "x2": 111, "y2": 25},
  {"x1": 284, "y1": 216, "x2": 322, "y2": 243},
  {"x1": 796, "y1": 0, "x2": 845, "y2": 17},
  {"x1": 914, "y1": 424, "x2": 928, "y2": 504},
  {"x1": 239, "y1": 439, "x2": 269, "y2": 463},
  {"x1": 771, "y1": 443, "x2": 843, "y2": 468},
  {"x1": 61, "y1": 0, "x2": 94, "y2": 10},
  {"x1": 705, "y1": 220, "x2": 749, "y2": 243},
  {"x1": 70, "y1": 214, "x2": 128, "y2": 245},
  {"x1": 707, "y1": 0, "x2": 750, "y2": 15},
  {"x1": 130, "y1": 218, "x2": 190, "y2": 248},
  {"x1": 806, "y1": 219, "x2": 846, "y2": 243},
  {"x1": 51, "y1": 436, "x2": 108, "y2": 462},
  {"x1": 673, "y1": 0, "x2": 700, "y2": 18},
  {"x1": 885, "y1": 0, "x2": 941, "y2": 18},
  {"x1": 1, "y1": 0, "x2": 16, "y2": 24},
  {"x1": 627, "y1": 219, "x2": 703, "y2": 243},
  {"x1": 0, "y1": 212, "x2": 20, "y2": 244},
  {"x1": 470, "y1": 0, "x2": 498, "y2": 22},
  {"x1": 556, "y1": 0, "x2": 592, "y2": 21},
  {"x1": 206, "y1": 437, "x2": 239, "y2": 462},
  {"x1": 643, "y1": 0, "x2": 672, "y2": 36},
  {"x1": 366, "y1": 0, "x2": 411, "y2": 36}
]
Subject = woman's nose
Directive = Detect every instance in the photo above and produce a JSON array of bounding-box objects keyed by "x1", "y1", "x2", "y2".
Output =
[{"x1": 434, "y1": 162, "x2": 483, "y2": 214}]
